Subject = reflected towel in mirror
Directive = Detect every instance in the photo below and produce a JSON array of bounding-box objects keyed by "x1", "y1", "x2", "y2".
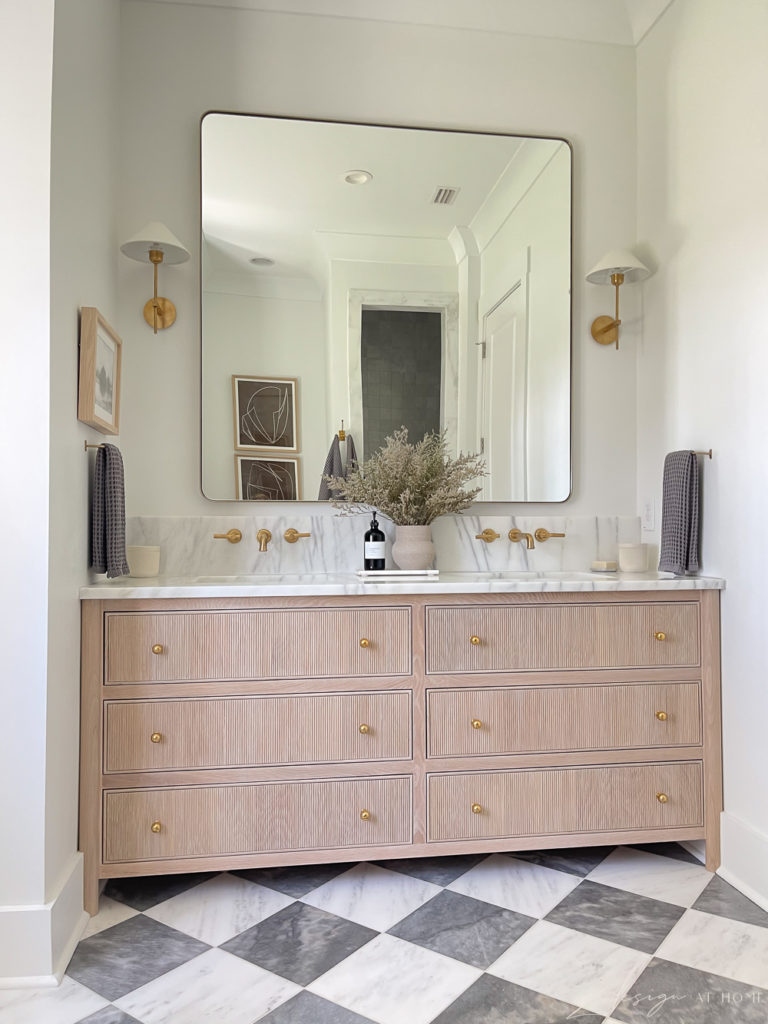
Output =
[{"x1": 318, "y1": 433, "x2": 358, "y2": 500}]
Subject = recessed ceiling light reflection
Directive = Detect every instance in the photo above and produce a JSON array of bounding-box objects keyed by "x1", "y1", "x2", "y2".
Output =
[
  {"x1": 249, "y1": 256, "x2": 275, "y2": 267},
  {"x1": 343, "y1": 170, "x2": 373, "y2": 185}
]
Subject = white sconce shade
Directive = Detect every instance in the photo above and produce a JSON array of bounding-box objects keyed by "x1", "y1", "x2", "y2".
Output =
[
  {"x1": 120, "y1": 222, "x2": 190, "y2": 334},
  {"x1": 586, "y1": 248, "x2": 650, "y2": 285},
  {"x1": 586, "y1": 248, "x2": 651, "y2": 350}
]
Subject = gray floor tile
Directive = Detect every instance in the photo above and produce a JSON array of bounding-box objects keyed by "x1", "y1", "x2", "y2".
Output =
[
  {"x1": 258, "y1": 990, "x2": 376, "y2": 1023},
  {"x1": 103, "y1": 872, "x2": 215, "y2": 910},
  {"x1": 613, "y1": 957, "x2": 768, "y2": 1023},
  {"x1": 692, "y1": 874, "x2": 768, "y2": 929},
  {"x1": 388, "y1": 889, "x2": 535, "y2": 969},
  {"x1": 507, "y1": 845, "x2": 615, "y2": 877},
  {"x1": 629, "y1": 842, "x2": 703, "y2": 865},
  {"x1": 431, "y1": 973, "x2": 603, "y2": 1024},
  {"x1": 545, "y1": 879, "x2": 684, "y2": 954},
  {"x1": 220, "y1": 901, "x2": 377, "y2": 985},
  {"x1": 374, "y1": 854, "x2": 488, "y2": 886},
  {"x1": 66, "y1": 914, "x2": 209, "y2": 1001},
  {"x1": 232, "y1": 862, "x2": 350, "y2": 898},
  {"x1": 76, "y1": 1009, "x2": 142, "y2": 1024}
]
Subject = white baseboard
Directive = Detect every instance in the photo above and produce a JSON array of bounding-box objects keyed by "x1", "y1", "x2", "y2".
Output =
[
  {"x1": 0, "y1": 853, "x2": 87, "y2": 987},
  {"x1": 719, "y1": 811, "x2": 768, "y2": 912}
]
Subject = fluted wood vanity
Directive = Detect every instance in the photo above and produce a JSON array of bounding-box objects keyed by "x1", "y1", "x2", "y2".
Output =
[{"x1": 80, "y1": 583, "x2": 722, "y2": 914}]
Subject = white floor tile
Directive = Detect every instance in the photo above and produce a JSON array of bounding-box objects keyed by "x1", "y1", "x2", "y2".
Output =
[
  {"x1": 308, "y1": 932, "x2": 480, "y2": 1024},
  {"x1": 144, "y1": 872, "x2": 293, "y2": 945},
  {"x1": 655, "y1": 908, "x2": 768, "y2": 989},
  {"x1": 301, "y1": 862, "x2": 441, "y2": 931},
  {"x1": 488, "y1": 920, "x2": 650, "y2": 1017},
  {"x1": 447, "y1": 853, "x2": 581, "y2": 917},
  {"x1": 82, "y1": 895, "x2": 140, "y2": 939},
  {"x1": 0, "y1": 976, "x2": 107, "y2": 1024},
  {"x1": 115, "y1": 948, "x2": 299, "y2": 1024},
  {"x1": 586, "y1": 847, "x2": 712, "y2": 908}
]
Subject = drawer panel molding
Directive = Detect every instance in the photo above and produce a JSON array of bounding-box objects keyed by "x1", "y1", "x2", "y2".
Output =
[
  {"x1": 104, "y1": 776, "x2": 412, "y2": 863},
  {"x1": 428, "y1": 761, "x2": 703, "y2": 841},
  {"x1": 106, "y1": 607, "x2": 411, "y2": 683},
  {"x1": 427, "y1": 682, "x2": 702, "y2": 757},
  {"x1": 105, "y1": 691, "x2": 412, "y2": 772},
  {"x1": 427, "y1": 603, "x2": 699, "y2": 673}
]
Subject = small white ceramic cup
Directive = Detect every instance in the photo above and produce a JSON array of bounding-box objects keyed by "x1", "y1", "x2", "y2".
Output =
[
  {"x1": 618, "y1": 543, "x2": 647, "y2": 572},
  {"x1": 127, "y1": 545, "x2": 161, "y2": 578}
]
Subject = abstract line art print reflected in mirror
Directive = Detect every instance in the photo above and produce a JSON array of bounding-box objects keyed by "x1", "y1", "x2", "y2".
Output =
[
  {"x1": 235, "y1": 454, "x2": 301, "y2": 500},
  {"x1": 232, "y1": 375, "x2": 299, "y2": 452}
]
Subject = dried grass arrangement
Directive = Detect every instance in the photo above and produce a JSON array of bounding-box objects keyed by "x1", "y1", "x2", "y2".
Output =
[{"x1": 326, "y1": 428, "x2": 485, "y2": 525}]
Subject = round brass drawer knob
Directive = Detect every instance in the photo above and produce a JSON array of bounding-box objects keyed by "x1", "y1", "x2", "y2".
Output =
[
  {"x1": 150, "y1": 821, "x2": 162, "y2": 833},
  {"x1": 653, "y1": 631, "x2": 667, "y2": 642},
  {"x1": 471, "y1": 803, "x2": 483, "y2": 815},
  {"x1": 655, "y1": 711, "x2": 668, "y2": 722},
  {"x1": 360, "y1": 809, "x2": 371, "y2": 821},
  {"x1": 150, "y1": 732, "x2": 163, "y2": 743},
  {"x1": 656, "y1": 792, "x2": 669, "y2": 804},
  {"x1": 359, "y1": 638, "x2": 370, "y2": 649},
  {"x1": 471, "y1": 719, "x2": 483, "y2": 730},
  {"x1": 470, "y1": 636, "x2": 481, "y2": 646},
  {"x1": 359, "y1": 723, "x2": 370, "y2": 734},
  {"x1": 151, "y1": 644, "x2": 164, "y2": 655}
]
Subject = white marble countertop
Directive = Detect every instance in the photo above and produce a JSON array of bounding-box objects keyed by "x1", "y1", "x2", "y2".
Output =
[{"x1": 80, "y1": 570, "x2": 725, "y2": 599}]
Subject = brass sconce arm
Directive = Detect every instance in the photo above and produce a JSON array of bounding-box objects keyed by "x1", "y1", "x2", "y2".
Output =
[{"x1": 586, "y1": 249, "x2": 651, "y2": 352}]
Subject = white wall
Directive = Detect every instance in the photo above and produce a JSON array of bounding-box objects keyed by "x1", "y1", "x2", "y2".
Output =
[
  {"x1": 202, "y1": 291, "x2": 326, "y2": 498},
  {"x1": 117, "y1": 0, "x2": 639, "y2": 517},
  {"x1": 0, "y1": 0, "x2": 120, "y2": 983},
  {"x1": 636, "y1": 0, "x2": 768, "y2": 902}
]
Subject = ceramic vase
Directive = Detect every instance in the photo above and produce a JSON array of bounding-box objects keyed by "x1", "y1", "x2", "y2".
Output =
[{"x1": 391, "y1": 525, "x2": 436, "y2": 570}]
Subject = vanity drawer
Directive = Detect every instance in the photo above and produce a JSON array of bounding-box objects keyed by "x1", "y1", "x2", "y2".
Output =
[
  {"x1": 105, "y1": 607, "x2": 411, "y2": 683},
  {"x1": 427, "y1": 761, "x2": 703, "y2": 842},
  {"x1": 427, "y1": 682, "x2": 702, "y2": 757},
  {"x1": 104, "y1": 776, "x2": 412, "y2": 863},
  {"x1": 426, "y1": 602, "x2": 699, "y2": 673},
  {"x1": 104, "y1": 691, "x2": 412, "y2": 772}
]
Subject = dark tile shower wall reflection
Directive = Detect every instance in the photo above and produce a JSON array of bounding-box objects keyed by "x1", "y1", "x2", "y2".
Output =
[{"x1": 361, "y1": 309, "x2": 442, "y2": 459}]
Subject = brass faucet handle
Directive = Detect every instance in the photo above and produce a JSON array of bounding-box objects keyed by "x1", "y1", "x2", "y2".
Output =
[
  {"x1": 256, "y1": 528, "x2": 272, "y2": 552},
  {"x1": 284, "y1": 528, "x2": 311, "y2": 544},
  {"x1": 534, "y1": 528, "x2": 566, "y2": 543},
  {"x1": 475, "y1": 528, "x2": 500, "y2": 543},
  {"x1": 213, "y1": 529, "x2": 242, "y2": 544}
]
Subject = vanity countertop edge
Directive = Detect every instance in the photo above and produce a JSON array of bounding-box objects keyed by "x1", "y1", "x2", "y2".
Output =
[{"x1": 80, "y1": 571, "x2": 726, "y2": 599}]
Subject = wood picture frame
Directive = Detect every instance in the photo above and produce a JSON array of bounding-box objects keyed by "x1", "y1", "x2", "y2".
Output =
[
  {"x1": 233, "y1": 375, "x2": 299, "y2": 452},
  {"x1": 235, "y1": 454, "x2": 301, "y2": 501},
  {"x1": 78, "y1": 307, "x2": 122, "y2": 435}
]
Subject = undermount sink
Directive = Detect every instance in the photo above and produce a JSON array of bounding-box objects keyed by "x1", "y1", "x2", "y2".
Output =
[{"x1": 542, "y1": 570, "x2": 616, "y2": 580}]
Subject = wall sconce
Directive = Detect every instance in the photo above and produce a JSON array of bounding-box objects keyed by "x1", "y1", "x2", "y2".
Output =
[
  {"x1": 586, "y1": 248, "x2": 650, "y2": 350},
  {"x1": 120, "y1": 222, "x2": 190, "y2": 334}
]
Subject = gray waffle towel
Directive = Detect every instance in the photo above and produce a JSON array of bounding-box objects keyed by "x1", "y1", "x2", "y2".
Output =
[
  {"x1": 658, "y1": 450, "x2": 700, "y2": 575},
  {"x1": 90, "y1": 443, "x2": 130, "y2": 578},
  {"x1": 318, "y1": 435, "x2": 344, "y2": 499}
]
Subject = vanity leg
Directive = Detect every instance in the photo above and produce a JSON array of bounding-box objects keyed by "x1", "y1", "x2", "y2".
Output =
[{"x1": 701, "y1": 589, "x2": 723, "y2": 873}]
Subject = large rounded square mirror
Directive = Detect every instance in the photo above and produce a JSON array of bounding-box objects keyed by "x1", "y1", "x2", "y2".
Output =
[{"x1": 201, "y1": 114, "x2": 571, "y2": 502}]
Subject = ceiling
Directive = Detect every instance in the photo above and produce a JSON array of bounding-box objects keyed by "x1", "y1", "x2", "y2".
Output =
[{"x1": 130, "y1": 0, "x2": 676, "y2": 46}]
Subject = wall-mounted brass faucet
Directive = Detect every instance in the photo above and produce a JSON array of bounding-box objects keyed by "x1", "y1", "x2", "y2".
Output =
[
  {"x1": 213, "y1": 529, "x2": 242, "y2": 544},
  {"x1": 534, "y1": 528, "x2": 566, "y2": 543},
  {"x1": 284, "y1": 528, "x2": 311, "y2": 544},
  {"x1": 509, "y1": 529, "x2": 535, "y2": 549},
  {"x1": 256, "y1": 529, "x2": 272, "y2": 552},
  {"x1": 475, "y1": 528, "x2": 500, "y2": 543}
]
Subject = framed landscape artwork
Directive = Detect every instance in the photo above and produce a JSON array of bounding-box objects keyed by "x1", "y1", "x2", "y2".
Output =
[
  {"x1": 78, "y1": 307, "x2": 122, "y2": 434},
  {"x1": 235, "y1": 454, "x2": 301, "y2": 501},
  {"x1": 233, "y1": 375, "x2": 299, "y2": 452}
]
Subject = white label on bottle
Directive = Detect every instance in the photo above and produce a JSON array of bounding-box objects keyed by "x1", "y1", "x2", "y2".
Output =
[{"x1": 364, "y1": 541, "x2": 386, "y2": 558}]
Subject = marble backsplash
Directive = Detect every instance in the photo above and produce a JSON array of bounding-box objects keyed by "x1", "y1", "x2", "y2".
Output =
[{"x1": 123, "y1": 514, "x2": 641, "y2": 578}]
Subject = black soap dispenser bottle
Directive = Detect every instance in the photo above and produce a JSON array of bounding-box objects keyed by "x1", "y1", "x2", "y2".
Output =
[{"x1": 364, "y1": 511, "x2": 386, "y2": 571}]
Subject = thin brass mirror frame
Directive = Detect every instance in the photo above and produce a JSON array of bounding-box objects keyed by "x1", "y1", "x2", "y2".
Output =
[{"x1": 199, "y1": 110, "x2": 573, "y2": 504}]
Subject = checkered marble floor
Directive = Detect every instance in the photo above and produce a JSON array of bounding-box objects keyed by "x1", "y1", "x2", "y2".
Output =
[{"x1": 2, "y1": 843, "x2": 768, "y2": 1024}]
